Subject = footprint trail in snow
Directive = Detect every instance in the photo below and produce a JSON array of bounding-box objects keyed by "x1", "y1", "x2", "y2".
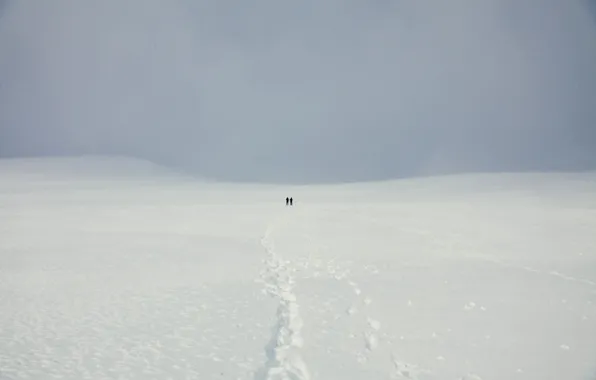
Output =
[
  {"x1": 255, "y1": 225, "x2": 311, "y2": 380},
  {"x1": 255, "y1": 213, "x2": 435, "y2": 379},
  {"x1": 345, "y1": 280, "x2": 382, "y2": 363}
]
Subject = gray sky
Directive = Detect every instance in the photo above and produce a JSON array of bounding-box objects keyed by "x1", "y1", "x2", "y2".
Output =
[{"x1": 1, "y1": 0, "x2": 595, "y2": 182}]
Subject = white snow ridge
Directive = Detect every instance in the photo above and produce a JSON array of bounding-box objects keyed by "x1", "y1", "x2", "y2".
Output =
[{"x1": 256, "y1": 225, "x2": 311, "y2": 380}]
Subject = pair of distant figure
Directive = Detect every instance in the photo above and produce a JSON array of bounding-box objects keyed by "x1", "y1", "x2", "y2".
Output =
[{"x1": 285, "y1": 197, "x2": 294, "y2": 206}]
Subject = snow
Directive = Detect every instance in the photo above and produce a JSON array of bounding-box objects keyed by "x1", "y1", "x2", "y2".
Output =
[{"x1": 1, "y1": 157, "x2": 595, "y2": 380}]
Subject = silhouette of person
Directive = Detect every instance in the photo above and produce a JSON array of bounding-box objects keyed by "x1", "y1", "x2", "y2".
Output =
[
  {"x1": 289, "y1": 197, "x2": 293, "y2": 206},
  {"x1": 285, "y1": 197, "x2": 289, "y2": 206}
]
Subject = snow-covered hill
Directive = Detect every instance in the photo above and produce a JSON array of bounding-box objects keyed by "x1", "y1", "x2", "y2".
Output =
[
  {"x1": 0, "y1": 155, "x2": 198, "y2": 181},
  {"x1": 0, "y1": 157, "x2": 595, "y2": 380}
]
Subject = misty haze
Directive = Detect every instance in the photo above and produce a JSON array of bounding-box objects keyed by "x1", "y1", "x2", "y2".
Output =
[
  {"x1": 1, "y1": 0, "x2": 595, "y2": 182},
  {"x1": 1, "y1": 2, "x2": 596, "y2": 380}
]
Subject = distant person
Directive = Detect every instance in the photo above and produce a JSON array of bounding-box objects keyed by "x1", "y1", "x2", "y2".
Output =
[
  {"x1": 289, "y1": 197, "x2": 293, "y2": 206},
  {"x1": 285, "y1": 197, "x2": 289, "y2": 206}
]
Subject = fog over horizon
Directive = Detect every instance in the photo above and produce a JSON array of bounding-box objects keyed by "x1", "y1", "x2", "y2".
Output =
[{"x1": 1, "y1": 0, "x2": 595, "y2": 183}]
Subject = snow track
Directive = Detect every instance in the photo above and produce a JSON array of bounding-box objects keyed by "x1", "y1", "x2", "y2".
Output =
[{"x1": 256, "y1": 224, "x2": 311, "y2": 380}]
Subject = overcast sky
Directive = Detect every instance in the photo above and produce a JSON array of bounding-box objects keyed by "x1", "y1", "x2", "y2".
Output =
[{"x1": 1, "y1": 0, "x2": 595, "y2": 182}]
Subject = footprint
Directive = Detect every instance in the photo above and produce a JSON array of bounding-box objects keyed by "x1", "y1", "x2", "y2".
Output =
[
  {"x1": 460, "y1": 373, "x2": 483, "y2": 380},
  {"x1": 391, "y1": 355, "x2": 431, "y2": 379},
  {"x1": 367, "y1": 318, "x2": 381, "y2": 331},
  {"x1": 364, "y1": 331, "x2": 379, "y2": 351},
  {"x1": 348, "y1": 281, "x2": 362, "y2": 296}
]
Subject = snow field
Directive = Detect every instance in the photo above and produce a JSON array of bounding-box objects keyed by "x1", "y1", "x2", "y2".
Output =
[{"x1": 1, "y1": 158, "x2": 595, "y2": 380}]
